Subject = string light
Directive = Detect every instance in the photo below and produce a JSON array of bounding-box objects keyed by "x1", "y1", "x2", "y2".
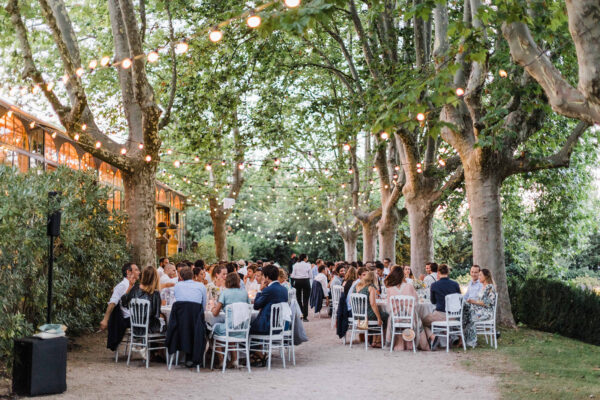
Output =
[
  {"x1": 81, "y1": 124, "x2": 87, "y2": 131},
  {"x1": 284, "y1": 0, "x2": 301, "y2": 7},
  {"x1": 76, "y1": 67, "x2": 85, "y2": 77},
  {"x1": 499, "y1": 69, "x2": 508, "y2": 78},
  {"x1": 238, "y1": 163, "x2": 245, "y2": 170},
  {"x1": 175, "y1": 42, "x2": 189, "y2": 55},
  {"x1": 88, "y1": 59, "x2": 98, "y2": 70},
  {"x1": 173, "y1": 160, "x2": 181, "y2": 168},
  {"x1": 342, "y1": 143, "x2": 351, "y2": 151},
  {"x1": 274, "y1": 158, "x2": 280, "y2": 166},
  {"x1": 95, "y1": 141, "x2": 102, "y2": 149},
  {"x1": 46, "y1": 82, "x2": 54, "y2": 91},
  {"x1": 194, "y1": 156, "x2": 200, "y2": 162},
  {"x1": 100, "y1": 56, "x2": 111, "y2": 66},
  {"x1": 416, "y1": 113, "x2": 425, "y2": 121},
  {"x1": 221, "y1": 160, "x2": 226, "y2": 166},
  {"x1": 120, "y1": 148, "x2": 127, "y2": 155},
  {"x1": 166, "y1": 149, "x2": 173, "y2": 155},
  {"x1": 51, "y1": 131, "x2": 57, "y2": 139},
  {"x1": 138, "y1": 143, "x2": 144, "y2": 150},
  {"x1": 121, "y1": 58, "x2": 132, "y2": 69},
  {"x1": 29, "y1": 121, "x2": 35, "y2": 128},
  {"x1": 147, "y1": 51, "x2": 159, "y2": 63},
  {"x1": 205, "y1": 163, "x2": 212, "y2": 171},
  {"x1": 455, "y1": 87, "x2": 464, "y2": 96},
  {"x1": 74, "y1": 133, "x2": 80, "y2": 141},
  {"x1": 347, "y1": 168, "x2": 353, "y2": 174},
  {"x1": 416, "y1": 162, "x2": 423, "y2": 173},
  {"x1": 246, "y1": 11, "x2": 261, "y2": 28},
  {"x1": 145, "y1": 155, "x2": 152, "y2": 162},
  {"x1": 438, "y1": 159, "x2": 446, "y2": 167},
  {"x1": 32, "y1": 85, "x2": 40, "y2": 94},
  {"x1": 19, "y1": 87, "x2": 27, "y2": 96},
  {"x1": 209, "y1": 27, "x2": 223, "y2": 43},
  {"x1": 380, "y1": 131, "x2": 389, "y2": 140},
  {"x1": 62, "y1": 74, "x2": 69, "y2": 84}
]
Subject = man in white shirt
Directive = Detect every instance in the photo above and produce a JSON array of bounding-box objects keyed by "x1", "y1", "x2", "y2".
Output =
[
  {"x1": 464, "y1": 264, "x2": 483, "y2": 300},
  {"x1": 237, "y1": 259, "x2": 248, "y2": 276},
  {"x1": 314, "y1": 265, "x2": 330, "y2": 297},
  {"x1": 157, "y1": 257, "x2": 169, "y2": 278},
  {"x1": 383, "y1": 258, "x2": 392, "y2": 276},
  {"x1": 160, "y1": 263, "x2": 178, "y2": 304},
  {"x1": 423, "y1": 262, "x2": 438, "y2": 299},
  {"x1": 99, "y1": 262, "x2": 139, "y2": 330},
  {"x1": 290, "y1": 254, "x2": 312, "y2": 321}
]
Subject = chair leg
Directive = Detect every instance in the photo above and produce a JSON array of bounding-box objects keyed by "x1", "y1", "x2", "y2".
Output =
[
  {"x1": 222, "y1": 341, "x2": 227, "y2": 373},
  {"x1": 146, "y1": 344, "x2": 150, "y2": 369},
  {"x1": 126, "y1": 338, "x2": 133, "y2": 366},
  {"x1": 280, "y1": 344, "x2": 286, "y2": 369},
  {"x1": 246, "y1": 343, "x2": 251, "y2": 373},
  {"x1": 267, "y1": 341, "x2": 272, "y2": 371},
  {"x1": 349, "y1": 325, "x2": 355, "y2": 348},
  {"x1": 446, "y1": 331, "x2": 450, "y2": 353},
  {"x1": 389, "y1": 327, "x2": 395, "y2": 353},
  {"x1": 211, "y1": 341, "x2": 216, "y2": 370},
  {"x1": 365, "y1": 330, "x2": 368, "y2": 351},
  {"x1": 292, "y1": 342, "x2": 296, "y2": 365}
]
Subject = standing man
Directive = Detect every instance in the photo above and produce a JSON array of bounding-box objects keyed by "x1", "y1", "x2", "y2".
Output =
[
  {"x1": 464, "y1": 264, "x2": 483, "y2": 300},
  {"x1": 290, "y1": 254, "x2": 312, "y2": 322}
]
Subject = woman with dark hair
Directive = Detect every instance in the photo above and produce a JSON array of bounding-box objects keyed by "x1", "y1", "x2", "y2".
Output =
[
  {"x1": 121, "y1": 266, "x2": 164, "y2": 333},
  {"x1": 290, "y1": 253, "x2": 312, "y2": 321},
  {"x1": 463, "y1": 268, "x2": 496, "y2": 348}
]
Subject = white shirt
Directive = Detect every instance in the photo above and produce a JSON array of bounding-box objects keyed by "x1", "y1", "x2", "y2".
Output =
[
  {"x1": 423, "y1": 272, "x2": 437, "y2": 288},
  {"x1": 245, "y1": 278, "x2": 261, "y2": 293},
  {"x1": 314, "y1": 272, "x2": 329, "y2": 297},
  {"x1": 109, "y1": 278, "x2": 130, "y2": 318},
  {"x1": 238, "y1": 266, "x2": 248, "y2": 276},
  {"x1": 290, "y1": 261, "x2": 312, "y2": 279},
  {"x1": 157, "y1": 266, "x2": 164, "y2": 278},
  {"x1": 465, "y1": 280, "x2": 483, "y2": 300}
]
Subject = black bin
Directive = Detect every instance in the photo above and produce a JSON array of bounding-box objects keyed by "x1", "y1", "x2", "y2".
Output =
[{"x1": 12, "y1": 336, "x2": 67, "y2": 396}]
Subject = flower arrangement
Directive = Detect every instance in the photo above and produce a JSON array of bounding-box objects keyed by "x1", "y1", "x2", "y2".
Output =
[
  {"x1": 206, "y1": 282, "x2": 221, "y2": 299},
  {"x1": 412, "y1": 279, "x2": 426, "y2": 291}
]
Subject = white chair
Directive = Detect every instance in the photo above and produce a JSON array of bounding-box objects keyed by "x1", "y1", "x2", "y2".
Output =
[
  {"x1": 249, "y1": 303, "x2": 286, "y2": 370},
  {"x1": 474, "y1": 293, "x2": 498, "y2": 349},
  {"x1": 431, "y1": 294, "x2": 466, "y2": 353},
  {"x1": 388, "y1": 295, "x2": 416, "y2": 353},
  {"x1": 210, "y1": 303, "x2": 252, "y2": 373},
  {"x1": 288, "y1": 288, "x2": 296, "y2": 305},
  {"x1": 330, "y1": 285, "x2": 343, "y2": 329},
  {"x1": 282, "y1": 305, "x2": 296, "y2": 366},
  {"x1": 349, "y1": 293, "x2": 384, "y2": 351},
  {"x1": 126, "y1": 298, "x2": 168, "y2": 368}
]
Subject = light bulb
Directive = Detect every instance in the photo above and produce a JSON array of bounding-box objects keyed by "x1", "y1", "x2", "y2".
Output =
[
  {"x1": 194, "y1": 156, "x2": 200, "y2": 162},
  {"x1": 416, "y1": 113, "x2": 425, "y2": 121},
  {"x1": 499, "y1": 69, "x2": 508, "y2": 78},
  {"x1": 46, "y1": 82, "x2": 54, "y2": 91},
  {"x1": 380, "y1": 131, "x2": 389, "y2": 140},
  {"x1": 121, "y1": 58, "x2": 132, "y2": 69},
  {"x1": 89, "y1": 60, "x2": 98, "y2": 70},
  {"x1": 175, "y1": 42, "x2": 189, "y2": 55},
  {"x1": 62, "y1": 74, "x2": 69, "y2": 84},
  {"x1": 81, "y1": 124, "x2": 87, "y2": 131},
  {"x1": 246, "y1": 13, "x2": 261, "y2": 28},
  {"x1": 120, "y1": 148, "x2": 127, "y2": 155},
  {"x1": 32, "y1": 85, "x2": 40, "y2": 94},
  {"x1": 20, "y1": 87, "x2": 27, "y2": 95},
  {"x1": 147, "y1": 51, "x2": 159, "y2": 63},
  {"x1": 138, "y1": 143, "x2": 144, "y2": 150},
  {"x1": 145, "y1": 155, "x2": 152, "y2": 162},
  {"x1": 438, "y1": 159, "x2": 446, "y2": 167},
  {"x1": 51, "y1": 131, "x2": 57, "y2": 138},
  {"x1": 173, "y1": 160, "x2": 181, "y2": 168},
  {"x1": 166, "y1": 149, "x2": 172, "y2": 155},
  {"x1": 205, "y1": 163, "x2": 212, "y2": 170},
  {"x1": 238, "y1": 163, "x2": 245, "y2": 170},
  {"x1": 76, "y1": 67, "x2": 85, "y2": 77},
  {"x1": 100, "y1": 56, "x2": 111, "y2": 66},
  {"x1": 342, "y1": 143, "x2": 351, "y2": 151},
  {"x1": 284, "y1": 0, "x2": 301, "y2": 7},
  {"x1": 74, "y1": 133, "x2": 80, "y2": 141},
  {"x1": 29, "y1": 121, "x2": 35, "y2": 128},
  {"x1": 209, "y1": 28, "x2": 223, "y2": 43},
  {"x1": 95, "y1": 141, "x2": 102, "y2": 148}
]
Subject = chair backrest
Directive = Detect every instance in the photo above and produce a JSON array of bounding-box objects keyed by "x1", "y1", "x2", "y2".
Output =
[
  {"x1": 349, "y1": 293, "x2": 368, "y2": 320},
  {"x1": 331, "y1": 285, "x2": 343, "y2": 305},
  {"x1": 288, "y1": 288, "x2": 296, "y2": 304},
  {"x1": 389, "y1": 295, "x2": 415, "y2": 322},
  {"x1": 269, "y1": 303, "x2": 285, "y2": 335},
  {"x1": 444, "y1": 293, "x2": 463, "y2": 321},
  {"x1": 129, "y1": 298, "x2": 151, "y2": 330},
  {"x1": 224, "y1": 303, "x2": 252, "y2": 337}
]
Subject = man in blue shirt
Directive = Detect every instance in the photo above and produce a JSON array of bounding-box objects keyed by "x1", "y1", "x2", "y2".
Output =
[
  {"x1": 422, "y1": 264, "x2": 460, "y2": 350},
  {"x1": 174, "y1": 267, "x2": 206, "y2": 306},
  {"x1": 464, "y1": 265, "x2": 483, "y2": 300}
]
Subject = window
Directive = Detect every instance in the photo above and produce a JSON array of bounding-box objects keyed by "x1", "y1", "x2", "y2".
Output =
[
  {"x1": 114, "y1": 170, "x2": 123, "y2": 188},
  {"x1": 114, "y1": 190, "x2": 122, "y2": 210},
  {"x1": 44, "y1": 132, "x2": 58, "y2": 162},
  {"x1": 30, "y1": 129, "x2": 43, "y2": 154},
  {"x1": 0, "y1": 112, "x2": 27, "y2": 149},
  {"x1": 98, "y1": 162, "x2": 114, "y2": 185},
  {"x1": 17, "y1": 154, "x2": 28, "y2": 173},
  {"x1": 59, "y1": 142, "x2": 80, "y2": 170},
  {"x1": 157, "y1": 188, "x2": 167, "y2": 204},
  {"x1": 81, "y1": 153, "x2": 94, "y2": 171}
]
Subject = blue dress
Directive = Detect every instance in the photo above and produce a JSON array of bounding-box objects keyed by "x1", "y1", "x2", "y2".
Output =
[{"x1": 213, "y1": 288, "x2": 250, "y2": 337}]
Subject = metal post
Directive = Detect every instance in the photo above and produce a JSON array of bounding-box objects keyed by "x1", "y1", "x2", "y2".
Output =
[{"x1": 47, "y1": 235, "x2": 54, "y2": 324}]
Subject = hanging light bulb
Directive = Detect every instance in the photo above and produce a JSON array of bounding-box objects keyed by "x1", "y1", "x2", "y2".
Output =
[
  {"x1": 205, "y1": 163, "x2": 212, "y2": 171},
  {"x1": 88, "y1": 60, "x2": 98, "y2": 70},
  {"x1": 138, "y1": 143, "x2": 144, "y2": 150},
  {"x1": 342, "y1": 143, "x2": 351, "y2": 151},
  {"x1": 51, "y1": 131, "x2": 57, "y2": 139},
  {"x1": 438, "y1": 159, "x2": 446, "y2": 167},
  {"x1": 29, "y1": 121, "x2": 35, "y2": 128},
  {"x1": 166, "y1": 149, "x2": 173, "y2": 155},
  {"x1": 274, "y1": 158, "x2": 280, "y2": 166},
  {"x1": 145, "y1": 155, "x2": 152, "y2": 162},
  {"x1": 394, "y1": 165, "x2": 400, "y2": 171},
  {"x1": 175, "y1": 42, "x2": 189, "y2": 55},
  {"x1": 209, "y1": 27, "x2": 223, "y2": 43},
  {"x1": 147, "y1": 51, "x2": 159, "y2": 63},
  {"x1": 284, "y1": 0, "x2": 301, "y2": 8},
  {"x1": 416, "y1": 113, "x2": 426, "y2": 121},
  {"x1": 273, "y1": 166, "x2": 279, "y2": 171},
  {"x1": 369, "y1": 179, "x2": 375, "y2": 185},
  {"x1": 380, "y1": 131, "x2": 389, "y2": 140},
  {"x1": 81, "y1": 124, "x2": 87, "y2": 131},
  {"x1": 173, "y1": 160, "x2": 181, "y2": 168},
  {"x1": 95, "y1": 141, "x2": 102, "y2": 149},
  {"x1": 194, "y1": 156, "x2": 200, "y2": 162},
  {"x1": 121, "y1": 58, "x2": 132, "y2": 69},
  {"x1": 348, "y1": 168, "x2": 353, "y2": 174},
  {"x1": 416, "y1": 162, "x2": 423, "y2": 173},
  {"x1": 76, "y1": 67, "x2": 85, "y2": 77},
  {"x1": 46, "y1": 82, "x2": 55, "y2": 91},
  {"x1": 456, "y1": 87, "x2": 465, "y2": 96},
  {"x1": 221, "y1": 160, "x2": 226, "y2": 166},
  {"x1": 100, "y1": 56, "x2": 111, "y2": 66},
  {"x1": 32, "y1": 85, "x2": 40, "y2": 94},
  {"x1": 499, "y1": 69, "x2": 508, "y2": 78},
  {"x1": 74, "y1": 133, "x2": 80, "y2": 141},
  {"x1": 20, "y1": 87, "x2": 27, "y2": 95},
  {"x1": 120, "y1": 148, "x2": 127, "y2": 155},
  {"x1": 246, "y1": 11, "x2": 261, "y2": 28}
]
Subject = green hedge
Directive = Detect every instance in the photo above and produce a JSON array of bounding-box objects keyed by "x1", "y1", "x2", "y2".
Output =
[
  {"x1": 0, "y1": 166, "x2": 129, "y2": 370},
  {"x1": 509, "y1": 277, "x2": 600, "y2": 346}
]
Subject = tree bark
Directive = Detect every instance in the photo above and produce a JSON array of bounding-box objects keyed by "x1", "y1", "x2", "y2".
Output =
[
  {"x1": 212, "y1": 212, "x2": 228, "y2": 261},
  {"x1": 377, "y1": 207, "x2": 399, "y2": 262},
  {"x1": 361, "y1": 219, "x2": 378, "y2": 262},
  {"x1": 463, "y1": 160, "x2": 515, "y2": 327},
  {"x1": 405, "y1": 196, "x2": 435, "y2": 277},
  {"x1": 122, "y1": 163, "x2": 157, "y2": 267},
  {"x1": 343, "y1": 231, "x2": 358, "y2": 262}
]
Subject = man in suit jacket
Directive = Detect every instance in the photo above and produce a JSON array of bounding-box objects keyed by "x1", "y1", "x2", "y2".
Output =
[{"x1": 251, "y1": 265, "x2": 288, "y2": 334}]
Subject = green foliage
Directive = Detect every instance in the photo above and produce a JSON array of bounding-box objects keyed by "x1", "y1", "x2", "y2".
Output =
[
  {"x1": 171, "y1": 234, "x2": 250, "y2": 265},
  {"x1": 0, "y1": 166, "x2": 129, "y2": 370},
  {"x1": 509, "y1": 277, "x2": 600, "y2": 346}
]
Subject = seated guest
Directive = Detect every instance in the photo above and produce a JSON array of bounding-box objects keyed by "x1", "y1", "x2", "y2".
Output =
[
  {"x1": 193, "y1": 266, "x2": 207, "y2": 285},
  {"x1": 100, "y1": 262, "x2": 139, "y2": 331},
  {"x1": 423, "y1": 262, "x2": 438, "y2": 299},
  {"x1": 250, "y1": 265, "x2": 288, "y2": 335},
  {"x1": 245, "y1": 265, "x2": 261, "y2": 293},
  {"x1": 422, "y1": 264, "x2": 461, "y2": 350},
  {"x1": 121, "y1": 266, "x2": 164, "y2": 333},
  {"x1": 403, "y1": 265, "x2": 414, "y2": 284},
  {"x1": 157, "y1": 257, "x2": 169, "y2": 278},
  {"x1": 464, "y1": 264, "x2": 483, "y2": 300},
  {"x1": 383, "y1": 258, "x2": 392, "y2": 276},
  {"x1": 314, "y1": 265, "x2": 330, "y2": 297},
  {"x1": 374, "y1": 262, "x2": 385, "y2": 293},
  {"x1": 226, "y1": 262, "x2": 245, "y2": 291},
  {"x1": 330, "y1": 265, "x2": 345, "y2": 288},
  {"x1": 237, "y1": 260, "x2": 248, "y2": 277},
  {"x1": 212, "y1": 265, "x2": 227, "y2": 290},
  {"x1": 346, "y1": 267, "x2": 367, "y2": 311},
  {"x1": 174, "y1": 266, "x2": 207, "y2": 306},
  {"x1": 160, "y1": 263, "x2": 178, "y2": 305},
  {"x1": 355, "y1": 271, "x2": 388, "y2": 348},
  {"x1": 278, "y1": 269, "x2": 291, "y2": 290},
  {"x1": 342, "y1": 267, "x2": 357, "y2": 296},
  {"x1": 385, "y1": 267, "x2": 428, "y2": 351},
  {"x1": 463, "y1": 268, "x2": 497, "y2": 348}
]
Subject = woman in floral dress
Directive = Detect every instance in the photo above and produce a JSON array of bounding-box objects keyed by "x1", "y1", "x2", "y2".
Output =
[{"x1": 463, "y1": 268, "x2": 496, "y2": 348}]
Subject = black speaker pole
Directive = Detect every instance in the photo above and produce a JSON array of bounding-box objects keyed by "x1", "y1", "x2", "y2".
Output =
[{"x1": 47, "y1": 235, "x2": 54, "y2": 324}]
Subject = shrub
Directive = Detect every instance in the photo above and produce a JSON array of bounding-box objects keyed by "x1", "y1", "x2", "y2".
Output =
[
  {"x1": 170, "y1": 234, "x2": 250, "y2": 264},
  {"x1": 509, "y1": 276, "x2": 600, "y2": 346},
  {"x1": 0, "y1": 166, "x2": 129, "y2": 370}
]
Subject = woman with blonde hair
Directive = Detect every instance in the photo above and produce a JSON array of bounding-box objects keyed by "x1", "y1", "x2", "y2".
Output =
[
  {"x1": 355, "y1": 271, "x2": 388, "y2": 348},
  {"x1": 121, "y1": 266, "x2": 164, "y2": 333}
]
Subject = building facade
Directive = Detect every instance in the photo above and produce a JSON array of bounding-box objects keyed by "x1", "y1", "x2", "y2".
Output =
[{"x1": 0, "y1": 99, "x2": 186, "y2": 255}]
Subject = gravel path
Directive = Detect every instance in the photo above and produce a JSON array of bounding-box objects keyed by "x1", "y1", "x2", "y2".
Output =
[{"x1": 43, "y1": 312, "x2": 497, "y2": 400}]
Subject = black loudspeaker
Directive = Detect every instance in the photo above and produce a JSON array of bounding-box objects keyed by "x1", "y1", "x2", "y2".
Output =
[
  {"x1": 47, "y1": 192, "x2": 61, "y2": 237},
  {"x1": 12, "y1": 337, "x2": 67, "y2": 396}
]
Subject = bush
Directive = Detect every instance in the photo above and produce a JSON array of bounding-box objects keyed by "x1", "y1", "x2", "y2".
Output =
[
  {"x1": 0, "y1": 166, "x2": 129, "y2": 370},
  {"x1": 509, "y1": 276, "x2": 600, "y2": 346},
  {"x1": 170, "y1": 234, "x2": 250, "y2": 264}
]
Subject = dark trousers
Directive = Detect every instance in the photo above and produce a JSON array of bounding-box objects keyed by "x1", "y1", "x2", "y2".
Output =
[{"x1": 293, "y1": 278, "x2": 311, "y2": 318}]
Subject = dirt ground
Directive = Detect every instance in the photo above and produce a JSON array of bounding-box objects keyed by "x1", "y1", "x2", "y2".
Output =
[{"x1": 5, "y1": 313, "x2": 497, "y2": 400}]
